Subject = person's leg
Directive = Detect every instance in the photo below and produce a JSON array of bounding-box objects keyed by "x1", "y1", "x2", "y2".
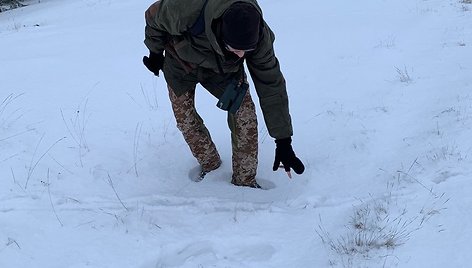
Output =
[
  {"x1": 227, "y1": 90, "x2": 259, "y2": 188},
  {"x1": 168, "y1": 86, "x2": 221, "y2": 172}
]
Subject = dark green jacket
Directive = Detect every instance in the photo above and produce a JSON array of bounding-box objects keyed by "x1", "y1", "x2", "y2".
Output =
[{"x1": 144, "y1": 0, "x2": 293, "y2": 139}]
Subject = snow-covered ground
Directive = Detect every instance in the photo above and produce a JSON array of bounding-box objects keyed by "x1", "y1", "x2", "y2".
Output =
[{"x1": 1, "y1": 0, "x2": 472, "y2": 267}]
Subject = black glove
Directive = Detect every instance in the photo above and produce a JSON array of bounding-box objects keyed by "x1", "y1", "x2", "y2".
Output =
[
  {"x1": 143, "y1": 51, "x2": 165, "y2": 76},
  {"x1": 272, "y1": 137, "x2": 305, "y2": 176}
]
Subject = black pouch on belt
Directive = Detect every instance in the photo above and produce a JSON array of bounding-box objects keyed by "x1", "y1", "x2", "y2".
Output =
[{"x1": 216, "y1": 79, "x2": 248, "y2": 114}]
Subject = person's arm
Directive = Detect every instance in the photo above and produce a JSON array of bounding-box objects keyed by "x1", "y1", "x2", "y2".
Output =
[
  {"x1": 144, "y1": 1, "x2": 168, "y2": 54},
  {"x1": 143, "y1": 1, "x2": 168, "y2": 76},
  {"x1": 246, "y1": 23, "x2": 304, "y2": 176},
  {"x1": 246, "y1": 22, "x2": 292, "y2": 140}
]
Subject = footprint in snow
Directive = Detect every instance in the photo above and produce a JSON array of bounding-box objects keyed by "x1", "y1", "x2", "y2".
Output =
[
  {"x1": 155, "y1": 241, "x2": 217, "y2": 267},
  {"x1": 432, "y1": 170, "x2": 460, "y2": 184},
  {"x1": 153, "y1": 241, "x2": 276, "y2": 267},
  {"x1": 232, "y1": 243, "x2": 276, "y2": 262},
  {"x1": 188, "y1": 165, "x2": 277, "y2": 190}
]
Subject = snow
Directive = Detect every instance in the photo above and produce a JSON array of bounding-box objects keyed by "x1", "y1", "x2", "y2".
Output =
[{"x1": 1, "y1": 0, "x2": 472, "y2": 267}]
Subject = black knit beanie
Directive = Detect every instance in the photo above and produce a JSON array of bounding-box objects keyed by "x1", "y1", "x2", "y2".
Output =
[{"x1": 222, "y1": 2, "x2": 261, "y2": 50}]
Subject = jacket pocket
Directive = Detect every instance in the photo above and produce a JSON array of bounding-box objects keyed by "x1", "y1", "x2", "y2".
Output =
[{"x1": 171, "y1": 35, "x2": 207, "y2": 65}]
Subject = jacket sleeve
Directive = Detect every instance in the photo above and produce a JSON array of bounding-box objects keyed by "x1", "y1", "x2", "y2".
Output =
[
  {"x1": 144, "y1": 1, "x2": 169, "y2": 54},
  {"x1": 246, "y1": 23, "x2": 293, "y2": 140}
]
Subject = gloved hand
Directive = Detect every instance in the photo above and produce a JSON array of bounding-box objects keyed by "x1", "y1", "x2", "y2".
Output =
[
  {"x1": 272, "y1": 137, "x2": 305, "y2": 178},
  {"x1": 143, "y1": 51, "x2": 165, "y2": 76}
]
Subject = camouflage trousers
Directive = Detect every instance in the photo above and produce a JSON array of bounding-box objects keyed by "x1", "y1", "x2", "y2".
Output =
[{"x1": 168, "y1": 85, "x2": 258, "y2": 186}]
